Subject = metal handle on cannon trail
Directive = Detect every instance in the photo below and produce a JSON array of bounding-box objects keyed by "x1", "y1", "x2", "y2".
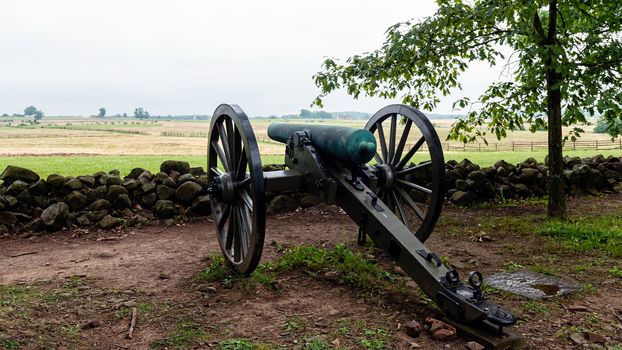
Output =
[{"x1": 267, "y1": 123, "x2": 377, "y2": 165}]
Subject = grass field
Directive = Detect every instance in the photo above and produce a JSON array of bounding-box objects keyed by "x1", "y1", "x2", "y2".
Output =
[
  {"x1": 0, "y1": 150, "x2": 618, "y2": 178},
  {"x1": 1, "y1": 116, "x2": 621, "y2": 177}
]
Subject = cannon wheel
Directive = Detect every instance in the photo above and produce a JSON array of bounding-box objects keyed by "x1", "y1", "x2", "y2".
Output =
[
  {"x1": 365, "y1": 104, "x2": 445, "y2": 243},
  {"x1": 208, "y1": 104, "x2": 266, "y2": 274}
]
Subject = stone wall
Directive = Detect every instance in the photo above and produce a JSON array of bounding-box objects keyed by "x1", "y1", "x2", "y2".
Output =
[
  {"x1": 1, "y1": 154, "x2": 621, "y2": 235},
  {"x1": 445, "y1": 155, "x2": 622, "y2": 206},
  {"x1": 0, "y1": 160, "x2": 211, "y2": 235}
]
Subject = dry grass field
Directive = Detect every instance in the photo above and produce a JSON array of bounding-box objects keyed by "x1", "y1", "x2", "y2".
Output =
[{"x1": 0, "y1": 116, "x2": 620, "y2": 177}]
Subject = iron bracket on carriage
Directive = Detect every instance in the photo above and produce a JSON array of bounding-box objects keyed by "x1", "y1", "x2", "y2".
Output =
[{"x1": 206, "y1": 103, "x2": 524, "y2": 349}]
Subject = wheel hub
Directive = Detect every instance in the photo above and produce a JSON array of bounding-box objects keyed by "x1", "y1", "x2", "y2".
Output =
[
  {"x1": 217, "y1": 173, "x2": 236, "y2": 204},
  {"x1": 376, "y1": 163, "x2": 395, "y2": 189}
]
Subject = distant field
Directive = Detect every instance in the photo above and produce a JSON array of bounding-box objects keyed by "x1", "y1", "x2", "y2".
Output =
[{"x1": 0, "y1": 116, "x2": 621, "y2": 177}]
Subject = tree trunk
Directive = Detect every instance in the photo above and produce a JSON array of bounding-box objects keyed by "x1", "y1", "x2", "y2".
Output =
[{"x1": 545, "y1": 0, "x2": 566, "y2": 219}]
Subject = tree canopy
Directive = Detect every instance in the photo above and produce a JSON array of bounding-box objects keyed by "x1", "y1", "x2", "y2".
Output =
[
  {"x1": 24, "y1": 106, "x2": 37, "y2": 116},
  {"x1": 313, "y1": 0, "x2": 622, "y2": 218},
  {"x1": 98, "y1": 107, "x2": 106, "y2": 118}
]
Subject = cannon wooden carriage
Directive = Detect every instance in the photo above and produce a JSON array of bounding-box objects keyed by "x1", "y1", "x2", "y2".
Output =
[{"x1": 206, "y1": 103, "x2": 522, "y2": 349}]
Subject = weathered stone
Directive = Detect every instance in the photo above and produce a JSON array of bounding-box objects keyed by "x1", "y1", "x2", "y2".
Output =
[
  {"x1": 0, "y1": 212, "x2": 17, "y2": 225},
  {"x1": 105, "y1": 176, "x2": 122, "y2": 187},
  {"x1": 96, "y1": 173, "x2": 109, "y2": 186},
  {"x1": 0, "y1": 202, "x2": 4, "y2": 212},
  {"x1": 169, "y1": 170, "x2": 181, "y2": 183},
  {"x1": 99, "y1": 215, "x2": 123, "y2": 229},
  {"x1": 89, "y1": 199, "x2": 111, "y2": 211},
  {"x1": 587, "y1": 169, "x2": 606, "y2": 189},
  {"x1": 125, "y1": 167, "x2": 147, "y2": 180},
  {"x1": 176, "y1": 181, "x2": 202, "y2": 202},
  {"x1": 61, "y1": 179, "x2": 83, "y2": 194},
  {"x1": 46, "y1": 174, "x2": 66, "y2": 189},
  {"x1": 163, "y1": 176, "x2": 177, "y2": 187},
  {"x1": 157, "y1": 185, "x2": 175, "y2": 200},
  {"x1": 66, "y1": 191, "x2": 89, "y2": 211},
  {"x1": 405, "y1": 320, "x2": 422, "y2": 338},
  {"x1": 122, "y1": 179, "x2": 140, "y2": 191},
  {"x1": 494, "y1": 159, "x2": 516, "y2": 173},
  {"x1": 455, "y1": 179, "x2": 470, "y2": 191},
  {"x1": 563, "y1": 169, "x2": 581, "y2": 184},
  {"x1": 1, "y1": 196, "x2": 17, "y2": 208},
  {"x1": 140, "y1": 192, "x2": 157, "y2": 208},
  {"x1": 177, "y1": 173, "x2": 196, "y2": 184},
  {"x1": 519, "y1": 168, "x2": 540, "y2": 184},
  {"x1": 15, "y1": 189, "x2": 31, "y2": 205},
  {"x1": 87, "y1": 210, "x2": 108, "y2": 222},
  {"x1": 113, "y1": 194, "x2": 132, "y2": 210},
  {"x1": 572, "y1": 163, "x2": 590, "y2": 175},
  {"x1": 0, "y1": 165, "x2": 39, "y2": 184},
  {"x1": 76, "y1": 215, "x2": 91, "y2": 226},
  {"x1": 107, "y1": 185, "x2": 128, "y2": 201},
  {"x1": 189, "y1": 167, "x2": 205, "y2": 176},
  {"x1": 197, "y1": 175, "x2": 209, "y2": 189},
  {"x1": 121, "y1": 208, "x2": 134, "y2": 218},
  {"x1": 7, "y1": 180, "x2": 28, "y2": 196},
  {"x1": 513, "y1": 183, "x2": 531, "y2": 197},
  {"x1": 88, "y1": 185, "x2": 108, "y2": 202},
  {"x1": 0, "y1": 225, "x2": 8, "y2": 234},
  {"x1": 28, "y1": 180, "x2": 48, "y2": 194},
  {"x1": 431, "y1": 328, "x2": 456, "y2": 340},
  {"x1": 450, "y1": 191, "x2": 475, "y2": 206},
  {"x1": 267, "y1": 195, "x2": 299, "y2": 214},
  {"x1": 77, "y1": 175, "x2": 96, "y2": 187},
  {"x1": 467, "y1": 170, "x2": 487, "y2": 181},
  {"x1": 160, "y1": 160, "x2": 190, "y2": 175},
  {"x1": 154, "y1": 172, "x2": 169, "y2": 184},
  {"x1": 154, "y1": 200, "x2": 176, "y2": 219},
  {"x1": 41, "y1": 202, "x2": 69, "y2": 229},
  {"x1": 564, "y1": 156, "x2": 582, "y2": 167},
  {"x1": 486, "y1": 270, "x2": 579, "y2": 299},
  {"x1": 300, "y1": 195, "x2": 321, "y2": 208},
  {"x1": 465, "y1": 341, "x2": 485, "y2": 350},
  {"x1": 141, "y1": 181, "x2": 156, "y2": 193},
  {"x1": 189, "y1": 195, "x2": 211, "y2": 216}
]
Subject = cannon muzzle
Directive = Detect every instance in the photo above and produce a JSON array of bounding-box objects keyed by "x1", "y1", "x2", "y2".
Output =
[{"x1": 268, "y1": 123, "x2": 376, "y2": 164}]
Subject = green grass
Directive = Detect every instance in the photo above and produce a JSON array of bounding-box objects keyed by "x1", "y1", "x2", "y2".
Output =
[
  {"x1": 1, "y1": 150, "x2": 616, "y2": 178},
  {"x1": 195, "y1": 244, "x2": 399, "y2": 292},
  {"x1": 0, "y1": 155, "x2": 285, "y2": 178},
  {"x1": 149, "y1": 322, "x2": 206, "y2": 349},
  {"x1": 540, "y1": 214, "x2": 622, "y2": 256}
]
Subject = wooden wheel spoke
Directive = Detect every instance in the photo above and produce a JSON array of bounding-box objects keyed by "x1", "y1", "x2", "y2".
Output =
[
  {"x1": 232, "y1": 204, "x2": 241, "y2": 261},
  {"x1": 388, "y1": 114, "x2": 396, "y2": 164},
  {"x1": 225, "y1": 118, "x2": 236, "y2": 174},
  {"x1": 238, "y1": 204, "x2": 252, "y2": 257},
  {"x1": 225, "y1": 205, "x2": 234, "y2": 249},
  {"x1": 396, "y1": 136, "x2": 425, "y2": 170},
  {"x1": 392, "y1": 190, "x2": 410, "y2": 229},
  {"x1": 210, "y1": 167, "x2": 224, "y2": 177},
  {"x1": 395, "y1": 161, "x2": 431, "y2": 176},
  {"x1": 211, "y1": 140, "x2": 230, "y2": 172},
  {"x1": 216, "y1": 123, "x2": 232, "y2": 171},
  {"x1": 396, "y1": 179, "x2": 432, "y2": 195},
  {"x1": 376, "y1": 122, "x2": 388, "y2": 163},
  {"x1": 236, "y1": 151, "x2": 248, "y2": 180},
  {"x1": 393, "y1": 119, "x2": 412, "y2": 166},
  {"x1": 374, "y1": 152, "x2": 384, "y2": 165},
  {"x1": 239, "y1": 189, "x2": 253, "y2": 211},
  {"x1": 396, "y1": 187, "x2": 425, "y2": 221}
]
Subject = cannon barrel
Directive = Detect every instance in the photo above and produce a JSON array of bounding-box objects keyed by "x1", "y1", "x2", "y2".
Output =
[{"x1": 268, "y1": 123, "x2": 377, "y2": 164}]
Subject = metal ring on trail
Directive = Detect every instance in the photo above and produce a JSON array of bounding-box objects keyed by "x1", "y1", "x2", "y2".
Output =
[
  {"x1": 207, "y1": 104, "x2": 266, "y2": 274},
  {"x1": 364, "y1": 104, "x2": 446, "y2": 243}
]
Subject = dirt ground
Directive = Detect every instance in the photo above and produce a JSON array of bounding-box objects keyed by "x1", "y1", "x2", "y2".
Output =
[{"x1": 1, "y1": 195, "x2": 622, "y2": 349}]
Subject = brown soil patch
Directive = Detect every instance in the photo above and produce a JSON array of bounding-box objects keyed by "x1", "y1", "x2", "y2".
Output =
[{"x1": 2, "y1": 196, "x2": 622, "y2": 349}]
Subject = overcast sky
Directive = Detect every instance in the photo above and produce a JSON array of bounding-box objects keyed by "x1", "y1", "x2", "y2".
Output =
[{"x1": 0, "y1": 0, "x2": 501, "y2": 117}]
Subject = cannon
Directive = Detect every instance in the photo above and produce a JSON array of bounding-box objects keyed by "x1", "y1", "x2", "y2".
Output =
[{"x1": 206, "y1": 103, "x2": 522, "y2": 348}]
